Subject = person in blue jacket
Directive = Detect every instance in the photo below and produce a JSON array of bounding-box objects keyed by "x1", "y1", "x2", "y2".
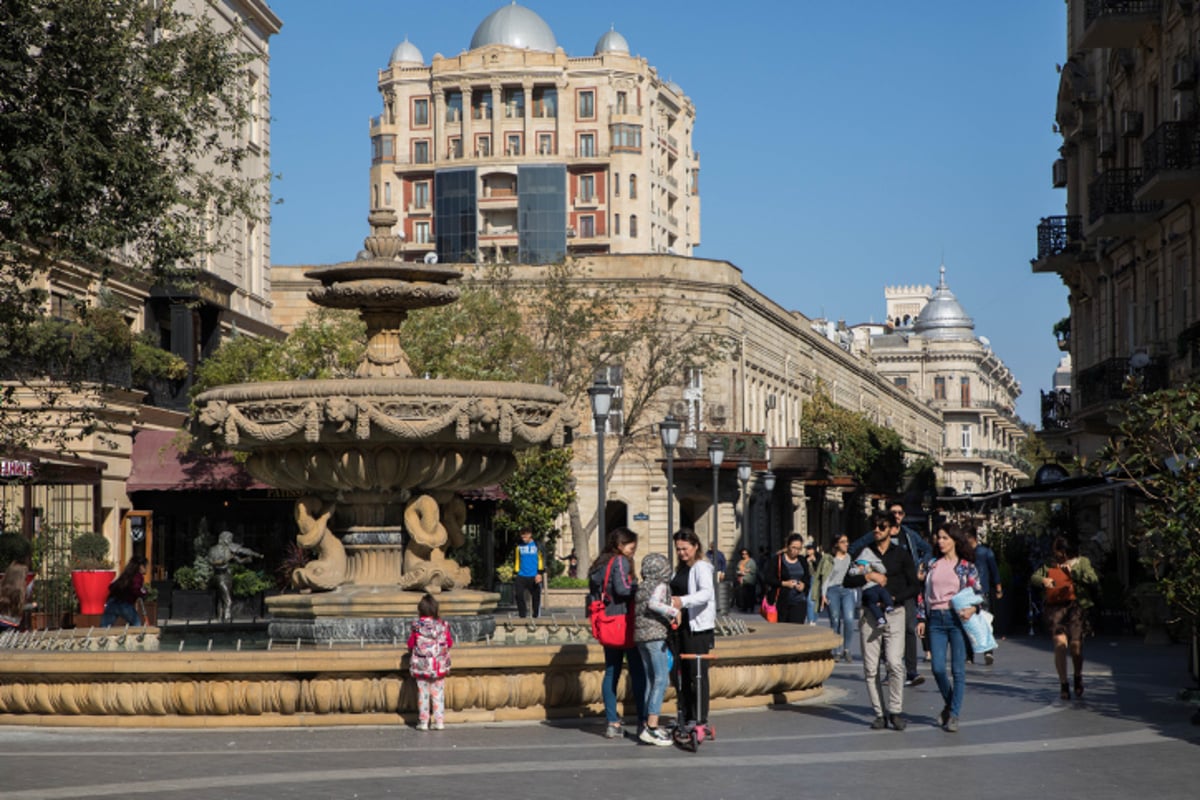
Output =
[{"x1": 512, "y1": 528, "x2": 544, "y2": 618}]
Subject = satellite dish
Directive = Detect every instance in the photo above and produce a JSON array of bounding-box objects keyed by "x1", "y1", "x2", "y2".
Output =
[{"x1": 424, "y1": 251, "x2": 439, "y2": 264}]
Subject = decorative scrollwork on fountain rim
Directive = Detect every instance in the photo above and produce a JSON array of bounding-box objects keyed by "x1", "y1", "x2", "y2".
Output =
[{"x1": 193, "y1": 383, "x2": 576, "y2": 451}]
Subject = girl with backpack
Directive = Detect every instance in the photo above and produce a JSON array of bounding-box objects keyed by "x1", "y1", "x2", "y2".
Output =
[
  {"x1": 407, "y1": 592, "x2": 453, "y2": 730},
  {"x1": 1031, "y1": 536, "x2": 1098, "y2": 701}
]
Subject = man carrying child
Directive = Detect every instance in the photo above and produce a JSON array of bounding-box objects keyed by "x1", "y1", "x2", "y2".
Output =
[{"x1": 843, "y1": 510, "x2": 920, "y2": 732}]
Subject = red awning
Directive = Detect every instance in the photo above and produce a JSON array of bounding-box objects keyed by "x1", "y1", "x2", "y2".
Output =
[{"x1": 126, "y1": 430, "x2": 270, "y2": 493}]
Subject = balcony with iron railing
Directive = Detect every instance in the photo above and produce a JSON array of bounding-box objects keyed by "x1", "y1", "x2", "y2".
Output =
[
  {"x1": 1076, "y1": 355, "x2": 1168, "y2": 412},
  {"x1": 1041, "y1": 388, "x2": 1072, "y2": 431},
  {"x1": 1137, "y1": 121, "x2": 1200, "y2": 201},
  {"x1": 1079, "y1": 1, "x2": 1161, "y2": 50},
  {"x1": 1086, "y1": 168, "x2": 1162, "y2": 237},
  {"x1": 1032, "y1": 215, "x2": 1084, "y2": 273}
]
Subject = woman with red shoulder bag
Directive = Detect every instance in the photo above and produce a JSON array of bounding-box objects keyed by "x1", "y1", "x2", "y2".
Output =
[{"x1": 587, "y1": 527, "x2": 646, "y2": 739}]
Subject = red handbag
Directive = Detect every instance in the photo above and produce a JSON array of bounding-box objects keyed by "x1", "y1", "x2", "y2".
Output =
[
  {"x1": 760, "y1": 555, "x2": 783, "y2": 623},
  {"x1": 588, "y1": 557, "x2": 634, "y2": 648}
]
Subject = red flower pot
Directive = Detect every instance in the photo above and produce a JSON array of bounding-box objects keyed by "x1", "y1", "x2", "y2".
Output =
[{"x1": 71, "y1": 570, "x2": 116, "y2": 615}]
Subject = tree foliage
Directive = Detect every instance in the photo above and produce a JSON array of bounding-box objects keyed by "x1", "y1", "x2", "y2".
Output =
[
  {"x1": 401, "y1": 261, "x2": 731, "y2": 564},
  {"x1": 0, "y1": 0, "x2": 262, "y2": 450},
  {"x1": 191, "y1": 309, "x2": 365, "y2": 395},
  {"x1": 800, "y1": 386, "x2": 907, "y2": 493},
  {"x1": 1100, "y1": 382, "x2": 1200, "y2": 626}
]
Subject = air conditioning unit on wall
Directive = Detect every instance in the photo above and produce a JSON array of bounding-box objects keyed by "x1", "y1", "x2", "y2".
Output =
[{"x1": 1052, "y1": 158, "x2": 1068, "y2": 188}]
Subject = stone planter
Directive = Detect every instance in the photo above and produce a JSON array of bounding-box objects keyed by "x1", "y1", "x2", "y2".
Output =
[
  {"x1": 543, "y1": 586, "x2": 588, "y2": 613},
  {"x1": 171, "y1": 589, "x2": 215, "y2": 621},
  {"x1": 230, "y1": 592, "x2": 264, "y2": 620}
]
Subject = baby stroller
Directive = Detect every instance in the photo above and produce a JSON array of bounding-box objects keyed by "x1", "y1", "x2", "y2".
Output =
[{"x1": 670, "y1": 648, "x2": 717, "y2": 752}]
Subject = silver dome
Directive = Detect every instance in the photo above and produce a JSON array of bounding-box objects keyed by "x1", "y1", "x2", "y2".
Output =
[
  {"x1": 389, "y1": 37, "x2": 424, "y2": 65},
  {"x1": 912, "y1": 265, "x2": 975, "y2": 340},
  {"x1": 469, "y1": 3, "x2": 557, "y2": 53},
  {"x1": 594, "y1": 27, "x2": 629, "y2": 55}
]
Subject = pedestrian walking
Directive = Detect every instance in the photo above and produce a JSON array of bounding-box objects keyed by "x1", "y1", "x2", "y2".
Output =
[
  {"x1": 588, "y1": 527, "x2": 646, "y2": 739},
  {"x1": 511, "y1": 528, "x2": 545, "y2": 618},
  {"x1": 843, "y1": 510, "x2": 920, "y2": 730},
  {"x1": 916, "y1": 523, "x2": 982, "y2": 733},
  {"x1": 633, "y1": 552, "x2": 680, "y2": 746},
  {"x1": 822, "y1": 534, "x2": 858, "y2": 662},
  {"x1": 764, "y1": 534, "x2": 810, "y2": 624},
  {"x1": 670, "y1": 529, "x2": 717, "y2": 735},
  {"x1": 1031, "y1": 536, "x2": 1098, "y2": 700}
]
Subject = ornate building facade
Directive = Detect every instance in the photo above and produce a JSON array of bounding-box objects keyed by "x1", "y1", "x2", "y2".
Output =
[
  {"x1": 1030, "y1": 0, "x2": 1200, "y2": 574},
  {"x1": 1034, "y1": 1, "x2": 1199, "y2": 456},
  {"x1": 855, "y1": 267, "x2": 1029, "y2": 497},
  {"x1": 369, "y1": 3, "x2": 700, "y2": 264}
]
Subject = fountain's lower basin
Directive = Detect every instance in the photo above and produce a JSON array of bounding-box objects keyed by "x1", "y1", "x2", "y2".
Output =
[
  {"x1": 0, "y1": 625, "x2": 838, "y2": 727},
  {"x1": 265, "y1": 588, "x2": 500, "y2": 643}
]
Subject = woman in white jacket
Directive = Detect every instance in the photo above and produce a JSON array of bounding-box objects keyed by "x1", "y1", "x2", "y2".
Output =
[{"x1": 670, "y1": 528, "x2": 716, "y2": 730}]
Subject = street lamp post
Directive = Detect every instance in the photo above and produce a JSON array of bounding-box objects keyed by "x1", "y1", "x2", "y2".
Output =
[
  {"x1": 761, "y1": 469, "x2": 776, "y2": 553},
  {"x1": 588, "y1": 378, "x2": 615, "y2": 552},
  {"x1": 659, "y1": 415, "x2": 681, "y2": 558},
  {"x1": 707, "y1": 438, "x2": 724, "y2": 578},
  {"x1": 737, "y1": 459, "x2": 752, "y2": 551}
]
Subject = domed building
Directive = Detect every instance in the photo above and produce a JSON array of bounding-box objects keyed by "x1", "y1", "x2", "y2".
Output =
[
  {"x1": 369, "y1": 3, "x2": 700, "y2": 264},
  {"x1": 862, "y1": 266, "x2": 1029, "y2": 496}
]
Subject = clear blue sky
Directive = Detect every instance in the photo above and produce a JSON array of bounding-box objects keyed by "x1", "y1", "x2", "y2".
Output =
[{"x1": 268, "y1": 1, "x2": 1069, "y2": 426}]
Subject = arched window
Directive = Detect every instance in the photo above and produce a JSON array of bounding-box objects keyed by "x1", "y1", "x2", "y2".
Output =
[
  {"x1": 629, "y1": 174, "x2": 637, "y2": 199},
  {"x1": 630, "y1": 214, "x2": 638, "y2": 238}
]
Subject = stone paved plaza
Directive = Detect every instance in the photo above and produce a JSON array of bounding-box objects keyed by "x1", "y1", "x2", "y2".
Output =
[{"x1": 1, "y1": 628, "x2": 1197, "y2": 800}]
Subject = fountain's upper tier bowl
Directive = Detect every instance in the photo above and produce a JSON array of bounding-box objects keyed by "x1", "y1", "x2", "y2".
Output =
[{"x1": 192, "y1": 378, "x2": 576, "y2": 493}]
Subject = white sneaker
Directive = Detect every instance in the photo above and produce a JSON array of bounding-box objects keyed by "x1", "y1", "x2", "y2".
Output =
[
  {"x1": 433, "y1": 720, "x2": 444, "y2": 730},
  {"x1": 415, "y1": 720, "x2": 428, "y2": 731},
  {"x1": 639, "y1": 726, "x2": 672, "y2": 746}
]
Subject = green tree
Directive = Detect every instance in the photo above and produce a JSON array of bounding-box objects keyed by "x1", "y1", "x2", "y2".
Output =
[
  {"x1": 191, "y1": 309, "x2": 365, "y2": 394},
  {"x1": 800, "y1": 386, "x2": 907, "y2": 493},
  {"x1": 492, "y1": 447, "x2": 576, "y2": 577},
  {"x1": 401, "y1": 261, "x2": 731, "y2": 565},
  {"x1": 1100, "y1": 382, "x2": 1200, "y2": 630},
  {"x1": 0, "y1": 0, "x2": 263, "y2": 451}
]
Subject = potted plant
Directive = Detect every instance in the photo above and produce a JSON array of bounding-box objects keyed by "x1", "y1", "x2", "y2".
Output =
[
  {"x1": 1053, "y1": 317, "x2": 1071, "y2": 351},
  {"x1": 495, "y1": 563, "x2": 515, "y2": 606},
  {"x1": 230, "y1": 564, "x2": 272, "y2": 619},
  {"x1": 69, "y1": 531, "x2": 114, "y2": 615}
]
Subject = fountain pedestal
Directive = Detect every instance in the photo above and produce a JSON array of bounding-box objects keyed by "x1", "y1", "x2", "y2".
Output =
[{"x1": 192, "y1": 212, "x2": 577, "y2": 642}]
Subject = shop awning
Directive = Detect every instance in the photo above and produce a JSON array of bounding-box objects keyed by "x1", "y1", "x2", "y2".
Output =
[{"x1": 126, "y1": 430, "x2": 269, "y2": 493}]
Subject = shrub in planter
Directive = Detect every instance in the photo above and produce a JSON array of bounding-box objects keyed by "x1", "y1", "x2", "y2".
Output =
[
  {"x1": 69, "y1": 531, "x2": 114, "y2": 614},
  {"x1": 69, "y1": 532, "x2": 113, "y2": 570},
  {"x1": 548, "y1": 576, "x2": 588, "y2": 589}
]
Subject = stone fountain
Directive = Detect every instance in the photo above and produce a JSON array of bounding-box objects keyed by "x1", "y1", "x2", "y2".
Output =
[
  {"x1": 190, "y1": 210, "x2": 577, "y2": 642},
  {"x1": 0, "y1": 213, "x2": 841, "y2": 727}
]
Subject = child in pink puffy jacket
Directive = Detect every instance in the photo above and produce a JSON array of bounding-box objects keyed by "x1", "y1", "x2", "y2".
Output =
[{"x1": 407, "y1": 593, "x2": 454, "y2": 731}]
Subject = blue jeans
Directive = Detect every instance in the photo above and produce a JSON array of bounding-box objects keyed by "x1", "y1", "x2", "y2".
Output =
[
  {"x1": 928, "y1": 608, "x2": 967, "y2": 717},
  {"x1": 100, "y1": 600, "x2": 140, "y2": 627},
  {"x1": 806, "y1": 590, "x2": 818, "y2": 624},
  {"x1": 637, "y1": 639, "x2": 671, "y2": 719},
  {"x1": 602, "y1": 646, "x2": 647, "y2": 724},
  {"x1": 825, "y1": 585, "x2": 857, "y2": 655}
]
